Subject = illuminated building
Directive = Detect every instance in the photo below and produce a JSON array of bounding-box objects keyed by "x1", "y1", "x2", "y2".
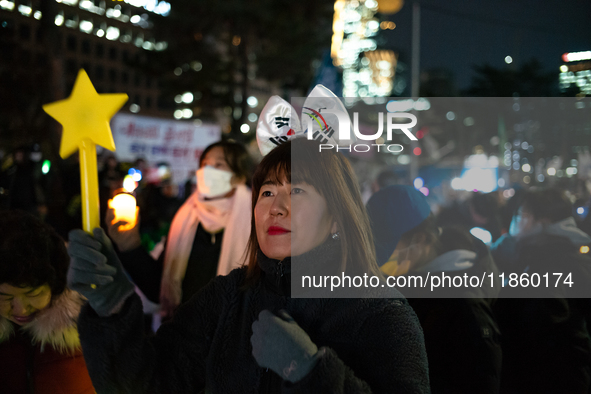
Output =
[
  {"x1": 331, "y1": 0, "x2": 398, "y2": 97},
  {"x1": 0, "y1": 0, "x2": 169, "y2": 116},
  {"x1": 559, "y1": 50, "x2": 591, "y2": 95}
]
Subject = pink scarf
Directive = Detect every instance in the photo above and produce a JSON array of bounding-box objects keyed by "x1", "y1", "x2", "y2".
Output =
[{"x1": 160, "y1": 184, "x2": 252, "y2": 315}]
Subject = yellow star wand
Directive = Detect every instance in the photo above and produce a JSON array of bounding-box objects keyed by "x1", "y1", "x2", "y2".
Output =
[{"x1": 43, "y1": 69, "x2": 128, "y2": 233}]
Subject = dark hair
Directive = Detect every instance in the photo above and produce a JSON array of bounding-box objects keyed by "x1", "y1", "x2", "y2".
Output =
[
  {"x1": 245, "y1": 138, "x2": 382, "y2": 284},
  {"x1": 399, "y1": 215, "x2": 474, "y2": 255},
  {"x1": 398, "y1": 214, "x2": 440, "y2": 250},
  {"x1": 200, "y1": 141, "x2": 254, "y2": 185},
  {"x1": 0, "y1": 210, "x2": 69, "y2": 296},
  {"x1": 521, "y1": 188, "x2": 572, "y2": 223},
  {"x1": 471, "y1": 192, "x2": 500, "y2": 220}
]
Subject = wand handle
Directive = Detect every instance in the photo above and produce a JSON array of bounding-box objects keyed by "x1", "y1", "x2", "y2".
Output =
[{"x1": 79, "y1": 138, "x2": 100, "y2": 233}]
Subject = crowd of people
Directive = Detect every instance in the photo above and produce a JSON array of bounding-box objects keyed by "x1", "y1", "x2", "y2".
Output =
[{"x1": 2, "y1": 97, "x2": 591, "y2": 393}]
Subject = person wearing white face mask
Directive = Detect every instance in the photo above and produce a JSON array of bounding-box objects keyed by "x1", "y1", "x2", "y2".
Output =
[{"x1": 106, "y1": 141, "x2": 254, "y2": 318}]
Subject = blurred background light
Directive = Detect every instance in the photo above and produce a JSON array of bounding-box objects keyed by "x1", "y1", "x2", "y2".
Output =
[
  {"x1": 470, "y1": 227, "x2": 493, "y2": 245},
  {"x1": 413, "y1": 177, "x2": 424, "y2": 189},
  {"x1": 123, "y1": 175, "x2": 137, "y2": 193},
  {"x1": 247, "y1": 96, "x2": 258, "y2": 107},
  {"x1": 182, "y1": 92, "x2": 194, "y2": 104},
  {"x1": 397, "y1": 154, "x2": 411, "y2": 165},
  {"x1": 41, "y1": 160, "x2": 51, "y2": 174}
]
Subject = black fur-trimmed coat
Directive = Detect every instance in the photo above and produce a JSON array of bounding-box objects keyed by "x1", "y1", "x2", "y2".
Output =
[{"x1": 78, "y1": 243, "x2": 430, "y2": 393}]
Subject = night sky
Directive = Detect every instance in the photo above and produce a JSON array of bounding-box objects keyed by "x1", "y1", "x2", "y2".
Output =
[{"x1": 383, "y1": 0, "x2": 591, "y2": 90}]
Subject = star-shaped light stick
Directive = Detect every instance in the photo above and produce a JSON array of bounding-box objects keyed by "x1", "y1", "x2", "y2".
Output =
[{"x1": 43, "y1": 69, "x2": 128, "y2": 233}]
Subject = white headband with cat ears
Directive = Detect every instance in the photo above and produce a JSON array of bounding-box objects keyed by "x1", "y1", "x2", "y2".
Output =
[{"x1": 256, "y1": 85, "x2": 354, "y2": 156}]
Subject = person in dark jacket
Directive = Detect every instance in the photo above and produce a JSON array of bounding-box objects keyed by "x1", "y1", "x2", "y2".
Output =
[
  {"x1": 491, "y1": 188, "x2": 591, "y2": 394},
  {"x1": 0, "y1": 147, "x2": 45, "y2": 215},
  {"x1": 436, "y1": 191, "x2": 504, "y2": 243},
  {"x1": 106, "y1": 141, "x2": 254, "y2": 317},
  {"x1": 67, "y1": 137, "x2": 430, "y2": 393},
  {"x1": 367, "y1": 185, "x2": 502, "y2": 394},
  {"x1": 0, "y1": 210, "x2": 95, "y2": 394}
]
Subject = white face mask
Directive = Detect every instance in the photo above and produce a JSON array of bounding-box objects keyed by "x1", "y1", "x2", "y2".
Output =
[{"x1": 196, "y1": 166, "x2": 233, "y2": 198}]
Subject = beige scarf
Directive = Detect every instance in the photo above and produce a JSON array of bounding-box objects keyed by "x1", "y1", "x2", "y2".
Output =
[{"x1": 160, "y1": 184, "x2": 252, "y2": 315}]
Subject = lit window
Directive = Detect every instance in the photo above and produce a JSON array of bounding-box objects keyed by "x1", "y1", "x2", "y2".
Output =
[
  {"x1": 0, "y1": 1, "x2": 15, "y2": 11},
  {"x1": 247, "y1": 96, "x2": 258, "y2": 107},
  {"x1": 154, "y1": 42, "x2": 168, "y2": 51},
  {"x1": 181, "y1": 92, "x2": 193, "y2": 104},
  {"x1": 105, "y1": 26, "x2": 120, "y2": 41},
  {"x1": 79, "y1": 0, "x2": 94, "y2": 11},
  {"x1": 120, "y1": 30, "x2": 132, "y2": 43},
  {"x1": 55, "y1": 13, "x2": 64, "y2": 26},
  {"x1": 64, "y1": 14, "x2": 78, "y2": 29},
  {"x1": 142, "y1": 41, "x2": 154, "y2": 50},
  {"x1": 134, "y1": 34, "x2": 144, "y2": 47},
  {"x1": 17, "y1": 4, "x2": 32, "y2": 16},
  {"x1": 79, "y1": 20, "x2": 93, "y2": 33}
]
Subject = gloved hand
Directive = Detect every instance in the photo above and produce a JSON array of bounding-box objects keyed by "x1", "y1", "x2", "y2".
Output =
[
  {"x1": 67, "y1": 228, "x2": 136, "y2": 317},
  {"x1": 251, "y1": 310, "x2": 322, "y2": 383}
]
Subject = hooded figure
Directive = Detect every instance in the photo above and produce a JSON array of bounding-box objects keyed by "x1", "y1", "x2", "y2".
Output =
[
  {"x1": 491, "y1": 188, "x2": 591, "y2": 394},
  {"x1": 367, "y1": 185, "x2": 502, "y2": 394},
  {"x1": 0, "y1": 211, "x2": 94, "y2": 394}
]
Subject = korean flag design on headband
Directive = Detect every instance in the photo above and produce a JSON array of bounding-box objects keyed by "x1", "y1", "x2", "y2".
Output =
[
  {"x1": 256, "y1": 85, "x2": 355, "y2": 156},
  {"x1": 301, "y1": 85, "x2": 354, "y2": 147},
  {"x1": 256, "y1": 96, "x2": 302, "y2": 156}
]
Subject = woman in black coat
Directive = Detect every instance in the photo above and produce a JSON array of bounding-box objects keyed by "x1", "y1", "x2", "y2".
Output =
[{"x1": 67, "y1": 138, "x2": 430, "y2": 393}]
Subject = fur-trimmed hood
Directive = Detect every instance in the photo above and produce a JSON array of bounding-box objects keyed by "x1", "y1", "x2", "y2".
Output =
[{"x1": 0, "y1": 288, "x2": 86, "y2": 354}]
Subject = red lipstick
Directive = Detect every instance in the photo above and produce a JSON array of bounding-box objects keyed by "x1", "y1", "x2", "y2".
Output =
[{"x1": 268, "y1": 226, "x2": 290, "y2": 235}]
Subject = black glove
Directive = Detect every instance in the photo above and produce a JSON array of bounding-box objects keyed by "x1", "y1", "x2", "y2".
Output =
[
  {"x1": 251, "y1": 310, "x2": 321, "y2": 383},
  {"x1": 67, "y1": 228, "x2": 135, "y2": 317}
]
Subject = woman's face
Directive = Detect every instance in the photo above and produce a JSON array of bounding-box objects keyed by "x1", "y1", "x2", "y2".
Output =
[
  {"x1": 255, "y1": 177, "x2": 336, "y2": 261},
  {"x1": 201, "y1": 146, "x2": 245, "y2": 187},
  {"x1": 201, "y1": 146, "x2": 232, "y2": 172},
  {"x1": 0, "y1": 283, "x2": 52, "y2": 326}
]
